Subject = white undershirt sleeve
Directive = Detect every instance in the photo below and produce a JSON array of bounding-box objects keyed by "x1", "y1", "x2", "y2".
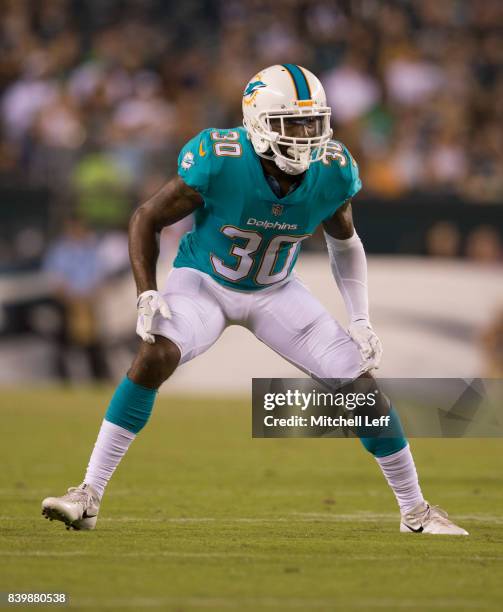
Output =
[{"x1": 323, "y1": 230, "x2": 369, "y2": 324}]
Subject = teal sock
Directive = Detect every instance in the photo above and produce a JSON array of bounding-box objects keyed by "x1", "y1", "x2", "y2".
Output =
[
  {"x1": 358, "y1": 406, "x2": 408, "y2": 458},
  {"x1": 104, "y1": 377, "x2": 158, "y2": 434}
]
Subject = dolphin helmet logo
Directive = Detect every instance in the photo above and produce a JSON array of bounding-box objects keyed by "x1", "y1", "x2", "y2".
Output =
[{"x1": 243, "y1": 79, "x2": 266, "y2": 104}]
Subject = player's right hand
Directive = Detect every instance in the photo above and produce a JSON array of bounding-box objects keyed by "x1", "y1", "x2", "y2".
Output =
[{"x1": 136, "y1": 290, "x2": 171, "y2": 344}]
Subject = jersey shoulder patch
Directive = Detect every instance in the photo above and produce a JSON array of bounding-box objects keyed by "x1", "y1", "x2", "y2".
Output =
[
  {"x1": 177, "y1": 128, "x2": 245, "y2": 197},
  {"x1": 319, "y1": 140, "x2": 362, "y2": 204}
]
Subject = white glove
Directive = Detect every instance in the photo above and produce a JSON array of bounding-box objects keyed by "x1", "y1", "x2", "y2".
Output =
[
  {"x1": 348, "y1": 320, "x2": 383, "y2": 371},
  {"x1": 136, "y1": 290, "x2": 171, "y2": 344}
]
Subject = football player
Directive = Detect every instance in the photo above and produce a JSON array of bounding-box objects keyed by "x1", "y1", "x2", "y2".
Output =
[{"x1": 42, "y1": 65, "x2": 467, "y2": 535}]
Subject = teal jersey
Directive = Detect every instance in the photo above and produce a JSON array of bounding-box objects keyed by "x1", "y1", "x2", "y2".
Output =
[{"x1": 174, "y1": 127, "x2": 361, "y2": 291}]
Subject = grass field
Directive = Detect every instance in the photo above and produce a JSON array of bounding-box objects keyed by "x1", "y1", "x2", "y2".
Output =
[{"x1": 1, "y1": 388, "x2": 502, "y2": 611}]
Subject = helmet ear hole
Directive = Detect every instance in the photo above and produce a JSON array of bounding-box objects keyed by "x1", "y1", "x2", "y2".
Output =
[{"x1": 252, "y1": 136, "x2": 270, "y2": 154}]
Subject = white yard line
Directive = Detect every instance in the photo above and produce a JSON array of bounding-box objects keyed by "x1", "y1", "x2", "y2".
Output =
[
  {"x1": 292, "y1": 512, "x2": 503, "y2": 523},
  {"x1": 0, "y1": 551, "x2": 268, "y2": 559},
  {"x1": 1, "y1": 551, "x2": 502, "y2": 562},
  {"x1": 1, "y1": 512, "x2": 502, "y2": 523}
]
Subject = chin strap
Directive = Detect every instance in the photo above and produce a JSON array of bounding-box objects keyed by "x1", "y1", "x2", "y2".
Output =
[
  {"x1": 274, "y1": 153, "x2": 309, "y2": 175},
  {"x1": 248, "y1": 127, "x2": 311, "y2": 175}
]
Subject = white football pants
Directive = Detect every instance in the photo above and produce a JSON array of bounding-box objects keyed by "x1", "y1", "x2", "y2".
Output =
[{"x1": 150, "y1": 267, "x2": 364, "y2": 379}]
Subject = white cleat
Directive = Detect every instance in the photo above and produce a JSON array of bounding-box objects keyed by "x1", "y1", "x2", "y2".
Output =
[
  {"x1": 41, "y1": 484, "x2": 100, "y2": 531},
  {"x1": 400, "y1": 501, "x2": 469, "y2": 535}
]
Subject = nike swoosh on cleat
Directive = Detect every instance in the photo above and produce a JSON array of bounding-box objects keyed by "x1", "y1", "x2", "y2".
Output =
[
  {"x1": 403, "y1": 523, "x2": 423, "y2": 533},
  {"x1": 199, "y1": 141, "x2": 206, "y2": 157}
]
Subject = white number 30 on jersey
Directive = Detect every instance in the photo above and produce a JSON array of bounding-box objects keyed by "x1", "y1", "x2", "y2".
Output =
[
  {"x1": 210, "y1": 226, "x2": 309, "y2": 286},
  {"x1": 210, "y1": 131, "x2": 242, "y2": 157}
]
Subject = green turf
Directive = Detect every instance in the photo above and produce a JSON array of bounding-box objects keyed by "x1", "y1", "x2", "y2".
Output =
[{"x1": 1, "y1": 388, "x2": 502, "y2": 611}]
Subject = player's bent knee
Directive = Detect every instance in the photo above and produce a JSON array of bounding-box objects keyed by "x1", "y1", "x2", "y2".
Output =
[
  {"x1": 151, "y1": 336, "x2": 181, "y2": 370},
  {"x1": 129, "y1": 336, "x2": 181, "y2": 388}
]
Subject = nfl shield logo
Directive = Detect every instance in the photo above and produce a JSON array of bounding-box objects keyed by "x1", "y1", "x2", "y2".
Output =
[{"x1": 272, "y1": 204, "x2": 283, "y2": 216}]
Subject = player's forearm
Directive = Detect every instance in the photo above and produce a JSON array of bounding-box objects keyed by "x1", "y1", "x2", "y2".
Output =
[
  {"x1": 128, "y1": 178, "x2": 203, "y2": 295},
  {"x1": 324, "y1": 230, "x2": 369, "y2": 324},
  {"x1": 128, "y1": 205, "x2": 160, "y2": 294}
]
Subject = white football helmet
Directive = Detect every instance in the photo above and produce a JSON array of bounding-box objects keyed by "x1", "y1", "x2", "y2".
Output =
[{"x1": 243, "y1": 64, "x2": 332, "y2": 175}]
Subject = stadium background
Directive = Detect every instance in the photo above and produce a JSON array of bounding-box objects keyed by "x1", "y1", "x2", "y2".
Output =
[
  {"x1": 1, "y1": 1, "x2": 503, "y2": 610},
  {"x1": 0, "y1": 0, "x2": 502, "y2": 388}
]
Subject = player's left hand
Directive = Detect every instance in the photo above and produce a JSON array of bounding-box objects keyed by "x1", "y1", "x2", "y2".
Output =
[{"x1": 348, "y1": 320, "x2": 383, "y2": 371}]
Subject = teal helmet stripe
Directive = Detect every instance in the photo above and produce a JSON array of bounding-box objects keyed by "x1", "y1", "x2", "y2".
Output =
[{"x1": 282, "y1": 64, "x2": 311, "y2": 100}]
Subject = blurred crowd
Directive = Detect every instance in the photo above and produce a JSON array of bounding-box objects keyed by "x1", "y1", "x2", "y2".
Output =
[
  {"x1": 0, "y1": 0, "x2": 502, "y2": 269},
  {"x1": 0, "y1": 0, "x2": 502, "y2": 206}
]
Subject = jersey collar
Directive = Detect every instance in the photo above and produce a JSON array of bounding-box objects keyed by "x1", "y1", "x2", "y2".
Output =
[{"x1": 245, "y1": 136, "x2": 311, "y2": 205}]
